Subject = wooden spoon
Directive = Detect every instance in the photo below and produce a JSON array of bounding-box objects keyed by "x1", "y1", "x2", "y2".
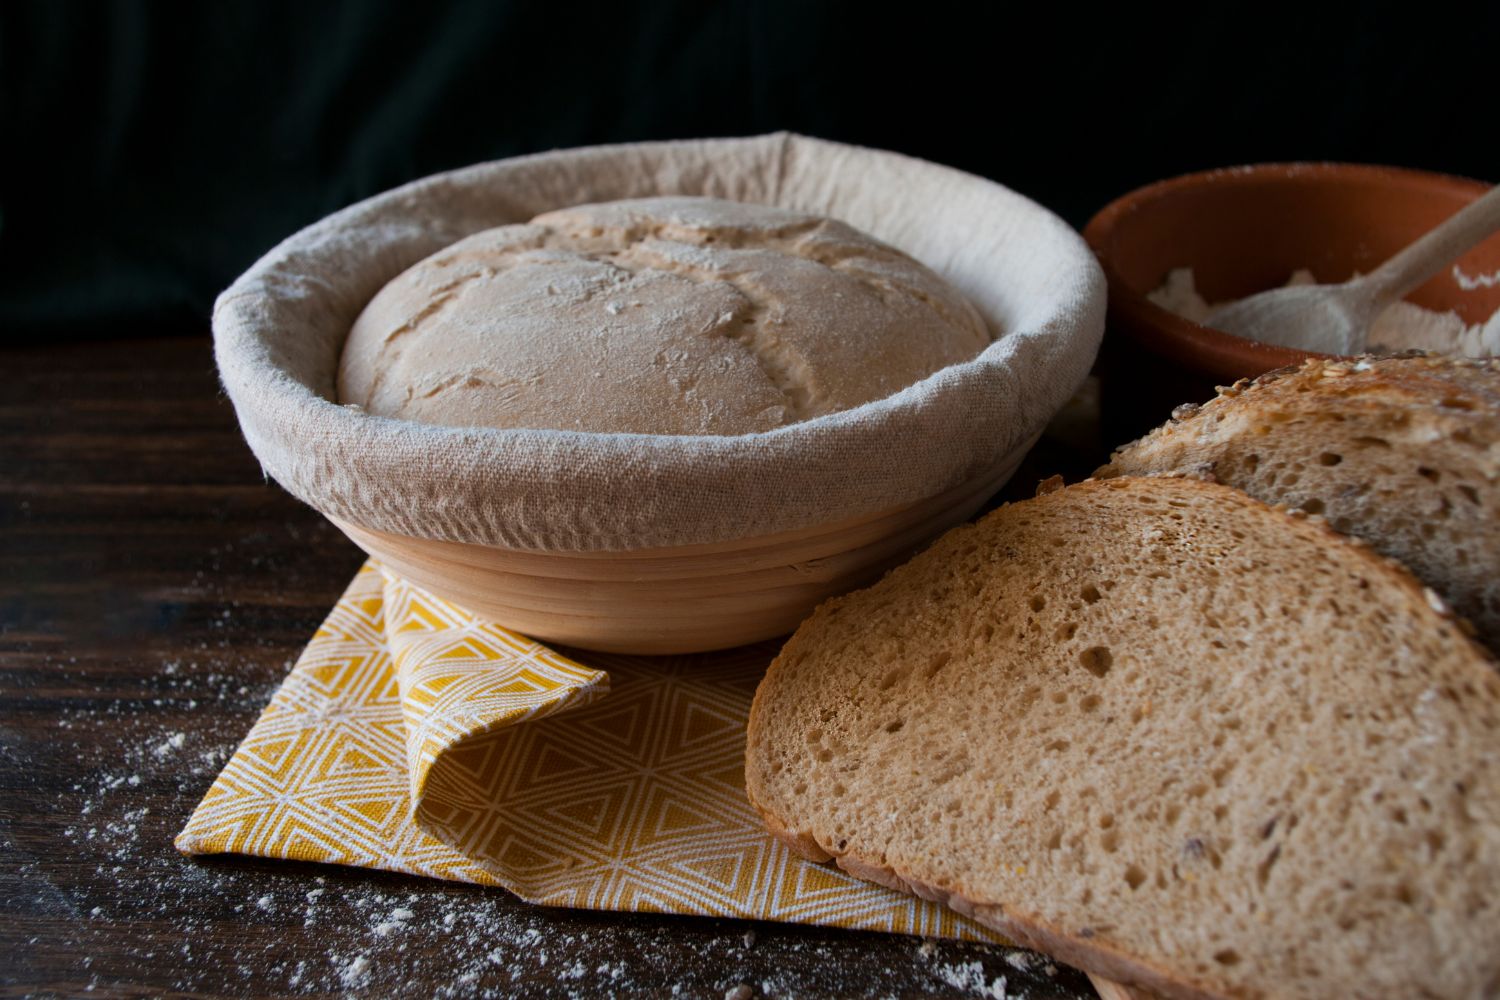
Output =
[{"x1": 1205, "y1": 183, "x2": 1500, "y2": 355}]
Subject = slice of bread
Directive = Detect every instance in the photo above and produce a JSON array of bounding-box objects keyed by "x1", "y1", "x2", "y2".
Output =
[
  {"x1": 1096, "y1": 355, "x2": 1500, "y2": 654},
  {"x1": 746, "y1": 477, "x2": 1500, "y2": 1000}
]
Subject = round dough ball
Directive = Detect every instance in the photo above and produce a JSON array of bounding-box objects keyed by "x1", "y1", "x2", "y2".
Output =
[{"x1": 338, "y1": 196, "x2": 992, "y2": 435}]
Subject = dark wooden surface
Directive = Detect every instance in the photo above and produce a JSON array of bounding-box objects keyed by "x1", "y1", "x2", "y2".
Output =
[{"x1": 1, "y1": 337, "x2": 1106, "y2": 999}]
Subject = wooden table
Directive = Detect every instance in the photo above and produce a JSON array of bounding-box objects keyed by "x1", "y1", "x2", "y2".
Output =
[{"x1": 2, "y1": 337, "x2": 1102, "y2": 998}]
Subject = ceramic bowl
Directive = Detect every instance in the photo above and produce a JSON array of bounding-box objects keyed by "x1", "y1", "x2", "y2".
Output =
[{"x1": 1084, "y1": 163, "x2": 1499, "y2": 433}]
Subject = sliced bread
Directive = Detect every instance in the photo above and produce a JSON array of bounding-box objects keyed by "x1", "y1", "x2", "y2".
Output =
[
  {"x1": 746, "y1": 476, "x2": 1500, "y2": 1000},
  {"x1": 1096, "y1": 355, "x2": 1500, "y2": 654}
]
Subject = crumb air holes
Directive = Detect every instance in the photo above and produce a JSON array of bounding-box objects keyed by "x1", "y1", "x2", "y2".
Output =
[
  {"x1": 1080, "y1": 584, "x2": 1102, "y2": 605},
  {"x1": 884, "y1": 719, "x2": 904, "y2": 734},
  {"x1": 1124, "y1": 864, "x2": 1146, "y2": 890},
  {"x1": 1256, "y1": 844, "x2": 1281, "y2": 887},
  {"x1": 1319, "y1": 452, "x2": 1343, "y2": 467},
  {"x1": 1080, "y1": 646, "x2": 1114, "y2": 678},
  {"x1": 1213, "y1": 949, "x2": 1242, "y2": 967}
]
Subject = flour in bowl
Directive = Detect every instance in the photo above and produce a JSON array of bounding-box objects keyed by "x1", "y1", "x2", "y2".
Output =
[{"x1": 1150, "y1": 266, "x2": 1500, "y2": 356}]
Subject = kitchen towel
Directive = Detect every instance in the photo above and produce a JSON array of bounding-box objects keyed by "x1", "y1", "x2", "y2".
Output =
[{"x1": 177, "y1": 562, "x2": 994, "y2": 940}]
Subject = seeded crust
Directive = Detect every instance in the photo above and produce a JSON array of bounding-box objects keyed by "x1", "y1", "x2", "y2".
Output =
[
  {"x1": 746, "y1": 477, "x2": 1500, "y2": 1000},
  {"x1": 337, "y1": 196, "x2": 991, "y2": 435},
  {"x1": 1096, "y1": 355, "x2": 1500, "y2": 655}
]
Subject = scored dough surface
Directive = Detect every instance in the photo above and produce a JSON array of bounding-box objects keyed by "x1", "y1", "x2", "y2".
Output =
[{"x1": 337, "y1": 197, "x2": 992, "y2": 435}]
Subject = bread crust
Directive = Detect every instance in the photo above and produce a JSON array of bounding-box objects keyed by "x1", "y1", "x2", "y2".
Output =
[{"x1": 759, "y1": 814, "x2": 1215, "y2": 1000}]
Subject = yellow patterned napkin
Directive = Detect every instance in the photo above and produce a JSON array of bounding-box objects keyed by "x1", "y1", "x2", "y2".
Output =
[{"x1": 177, "y1": 563, "x2": 994, "y2": 939}]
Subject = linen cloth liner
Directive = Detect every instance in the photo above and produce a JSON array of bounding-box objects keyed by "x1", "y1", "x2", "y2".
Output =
[
  {"x1": 177, "y1": 563, "x2": 996, "y2": 940},
  {"x1": 212, "y1": 132, "x2": 1104, "y2": 552}
]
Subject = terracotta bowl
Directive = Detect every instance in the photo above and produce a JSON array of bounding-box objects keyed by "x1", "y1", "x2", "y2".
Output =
[{"x1": 1084, "y1": 163, "x2": 1500, "y2": 434}]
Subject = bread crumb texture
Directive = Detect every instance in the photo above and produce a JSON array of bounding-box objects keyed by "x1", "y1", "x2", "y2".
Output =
[
  {"x1": 338, "y1": 197, "x2": 991, "y2": 435},
  {"x1": 746, "y1": 476, "x2": 1500, "y2": 1000},
  {"x1": 1099, "y1": 355, "x2": 1500, "y2": 655}
]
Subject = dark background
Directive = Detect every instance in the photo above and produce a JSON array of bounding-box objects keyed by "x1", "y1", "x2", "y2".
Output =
[{"x1": 2, "y1": 0, "x2": 1496, "y2": 342}]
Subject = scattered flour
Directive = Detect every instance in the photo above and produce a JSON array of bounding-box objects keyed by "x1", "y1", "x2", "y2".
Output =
[
  {"x1": 937, "y1": 959, "x2": 1018, "y2": 999},
  {"x1": 337, "y1": 953, "x2": 371, "y2": 988},
  {"x1": 1149, "y1": 266, "x2": 1500, "y2": 356},
  {"x1": 153, "y1": 733, "x2": 186, "y2": 757}
]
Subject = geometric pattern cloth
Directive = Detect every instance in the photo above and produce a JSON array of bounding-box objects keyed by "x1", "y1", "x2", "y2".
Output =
[{"x1": 177, "y1": 562, "x2": 997, "y2": 940}]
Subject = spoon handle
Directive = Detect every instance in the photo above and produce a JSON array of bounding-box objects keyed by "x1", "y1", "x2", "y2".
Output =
[{"x1": 1362, "y1": 183, "x2": 1500, "y2": 309}]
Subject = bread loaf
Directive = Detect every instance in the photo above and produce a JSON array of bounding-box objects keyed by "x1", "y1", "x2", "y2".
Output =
[
  {"x1": 746, "y1": 476, "x2": 1500, "y2": 1000},
  {"x1": 337, "y1": 197, "x2": 991, "y2": 435},
  {"x1": 1097, "y1": 355, "x2": 1500, "y2": 654}
]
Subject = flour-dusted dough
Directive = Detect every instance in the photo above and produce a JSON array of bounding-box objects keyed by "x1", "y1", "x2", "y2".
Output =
[{"x1": 338, "y1": 197, "x2": 992, "y2": 435}]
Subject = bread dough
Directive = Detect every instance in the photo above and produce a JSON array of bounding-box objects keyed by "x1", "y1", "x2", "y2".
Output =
[{"x1": 338, "y1": 197, "x2": 992, "y2": 435}]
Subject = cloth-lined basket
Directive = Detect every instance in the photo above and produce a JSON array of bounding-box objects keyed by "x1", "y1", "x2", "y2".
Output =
[{"x1": 213, "y1": 133, "x2": 1105, "y2": 652}]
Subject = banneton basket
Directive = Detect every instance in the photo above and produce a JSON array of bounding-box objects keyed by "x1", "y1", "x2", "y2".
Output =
[{"x1": 214, "y1": 133, "x2": 1105, "y2": 653}]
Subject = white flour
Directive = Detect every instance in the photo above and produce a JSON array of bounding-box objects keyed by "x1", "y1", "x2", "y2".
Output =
[
  {"x1": 1149, "y1": 266, "x2": 1500, "y2": 356},
  {"x1": 1454, "y1": 264, "x2": 1500, "y2": 291}
]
